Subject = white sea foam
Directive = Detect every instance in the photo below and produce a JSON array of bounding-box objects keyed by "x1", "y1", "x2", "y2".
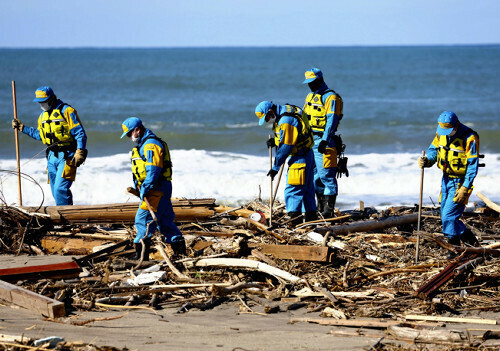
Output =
[{"x1": 0, "y1": 150, "x2": 499, "y2": 210}]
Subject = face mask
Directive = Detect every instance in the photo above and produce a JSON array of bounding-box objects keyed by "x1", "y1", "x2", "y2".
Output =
[
  {"x1": 266, "y1": 116, "x2": 276, "y2": 125},
  {"x1": 40, "y1": 102, "x2": 51, "y2": 111}
]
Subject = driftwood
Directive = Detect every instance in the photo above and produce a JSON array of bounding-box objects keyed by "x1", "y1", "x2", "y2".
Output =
[
  {"x1": 20, "y1": 199, "x2": 217, "y2": 224},
  {"x1": 183, "y1": 258, "x2": 302, "y2": 283},
  {"x1": 290, "y1": 317, "x2": 401, "y2": 329},
  {"x1": 477, "y1": 192, "x2": 500, "y2": 214},
  {"x1": 406, "y1": 314, "x2": 498, "y2": 325},
  {"x1": 249, "y1": 243, "x2": 333, "y2": 262},
  {"x1": 317, "y1": 212, "x2": 421, "y2": 236}
]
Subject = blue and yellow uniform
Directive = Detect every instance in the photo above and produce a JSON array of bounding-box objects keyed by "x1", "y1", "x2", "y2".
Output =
[
  {"x1": 256, "y1": 102, "x2": 316, "y2": 215},
  {"x1": 423, "y1": 111, "x2": 479, "y2": 241},
  {"x1": 22, "y1": 94, "x2": 87, "y2": 205},
  {"x1": 129, "y1": 128, "x2": 183, "y2": 245},
  {"x1": 302, "y1": 73, "x2": 343, "y2": 198}
]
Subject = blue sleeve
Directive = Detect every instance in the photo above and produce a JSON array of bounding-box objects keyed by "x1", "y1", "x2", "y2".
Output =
[
  {"x1": 426, "y1": 144, "x2": 438, "y2": 164},
  {"x1": 322, "y1": 93, "x2": 340, "y2": 144},
  {"x1": 273, "y1": 143, "x2": 294, "y2": 171},
  {"x1": 67, "y1": 110, "x2": 87, "y2": 150},
  {"x1": 22, "y1": 126, "x2": 42, "y2": 141},
  {"x1": 463, "y1": 136, "x2": 479, "y2": 189}
]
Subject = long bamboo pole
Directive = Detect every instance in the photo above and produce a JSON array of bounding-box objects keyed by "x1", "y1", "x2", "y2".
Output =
[
  {"x1": 415, "y1": 150, "x2": 425, "y2": 264},
  {"x1": 11, "y1": 81, "x2": 22, "y2": 206},
  {"x1": 268, "y1": 134, "x2": 273, "y2": 227}
]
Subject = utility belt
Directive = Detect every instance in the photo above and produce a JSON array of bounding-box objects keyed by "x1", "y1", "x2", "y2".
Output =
[{"x1": 46, "y1": 142, "x2": 76, "y2": 159}]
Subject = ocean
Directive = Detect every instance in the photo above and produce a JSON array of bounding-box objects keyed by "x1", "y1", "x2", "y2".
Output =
[{"x1": 0, "y1": 46, "x2": 499, "y2": 209}]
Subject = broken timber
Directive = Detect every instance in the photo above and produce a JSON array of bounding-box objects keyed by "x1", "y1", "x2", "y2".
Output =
[{"x1": 0, "y1": 279, "x2": 65, "y2": 318}]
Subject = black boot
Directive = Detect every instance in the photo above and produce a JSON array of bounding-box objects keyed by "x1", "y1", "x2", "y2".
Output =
[
  {"x1": 287, "y1": 211, "x2": 303, "y2": 226},
  {"x1": 461, "y1": 229, "x2": 480, "y2": 247},
  {"x1": 304, "y1": 211, "x2": 318, "y2": 222},
  {"x1": 322, "y1": 195, "x2": 337, "y2": 219},
  {"x1": 171, "y1": 238, "x2": 187, "y2": 256},
  {"x1": 133, "y1": 239, "x2": 151, "y2": 261},
  {"x1": 315, "y1": 193, "x2": 325, "y2": 213},
  {"x1": 446, "y1": 236, "x2": 461, "y2": 259}
]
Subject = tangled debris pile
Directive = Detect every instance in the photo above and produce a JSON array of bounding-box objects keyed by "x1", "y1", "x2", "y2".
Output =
[{"x1": 1, "y1": 196, "x2": 500, "y2": 350}]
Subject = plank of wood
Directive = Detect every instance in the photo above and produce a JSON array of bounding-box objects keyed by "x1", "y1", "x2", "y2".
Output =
[
  {"x1": 0, "y1": 261, "x2": 81, "y2": 283},
  {"x1": 248, "y1": 244, "x2": 333, "y2": 262},
  {"x1": 406, "y1": 314, "x2": 498, "y2": 325},
  {"x1": 41, "y1": 236, "x2": 119, "y2": 255},
  {"x1": 0, "y1": 280, "x2": 65, "y2": 318}
]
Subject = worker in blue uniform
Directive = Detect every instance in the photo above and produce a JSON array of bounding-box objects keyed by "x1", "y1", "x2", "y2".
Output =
[
  {"x1": 419, "y1": 111, "x2": 481, "y2": 256},
  {"x1": 302, "y1": 68, "x2": 344, "y2": 218},
  {"x1": 121, "y1": 117, "x2": 185, "y2": 260},
  {"x1": 255, "y1": 101, "x2": 317, "y2": 225},
  {"x1": 12, "y1": 86, "x2": 87, "y2": 205}
]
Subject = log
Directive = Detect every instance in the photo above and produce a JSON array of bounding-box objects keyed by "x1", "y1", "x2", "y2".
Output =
[
  {"x1": 317, "y1": 213, "x2": 421, "y2": 236},
  {"x1": 183, "y1": 258, "x2": 302, "y2": 283},
  {"x1": 477, "y1": 192, "x2": 500, "y2": 214},
  {"x1": 0, "y1": 260, "x2": 81, "y2": 283},
  {"x1": 387, "y1": 325, "x2": 465, "y2": 343},
  {"x1": 20, "y1": 200, "x2": 217, "y2": 224},
  {"x1": 0, "y1": 280, "x2": 65, "y2": 318}
]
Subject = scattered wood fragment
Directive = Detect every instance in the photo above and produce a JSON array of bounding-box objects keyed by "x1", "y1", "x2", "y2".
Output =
[
  {"x1": 477, "y1": 192, "x2": 500, "y2": 214},
  {"x1": 405, "y1": 314, "x2": 498, "y2": 325}
]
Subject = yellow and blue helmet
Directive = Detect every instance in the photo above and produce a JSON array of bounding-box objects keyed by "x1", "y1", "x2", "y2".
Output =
[
  {"x1": 436, "y1": 111, "x2": 458, "y2": 136},
  {"x1": 302, "y1": 68, "x2": 323, "y2": 84},
  {"x1": 121, "y1": 117, "x2": 143, "y2": 139},
  {"x1": 33, "y1": 86, "x2": 55, "y2": 102},
  {"x1": 255, "y1": 101, "x2": 273, "y2": 126}
]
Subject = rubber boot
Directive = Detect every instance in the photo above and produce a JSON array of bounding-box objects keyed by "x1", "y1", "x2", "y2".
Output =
[
  {"x1": 133, "y1": 243, "x2": 142, "y2": 260},
  {"x1": 171, "y1": 238, "x2": 187, "y2": 256},
  {"x1": 287, "y1": 211, "x2": 302, "y2": 227},
  {"x1": 322, "y1": 195, "x2": 337, "y2": 219},
  {"x1": 315, "y1": 193, "x2": 325, "y2": 213},
  {"x1": 460, "y1": 229, "x2": 480, "y2": 247},
  {"x1": 446, "y1": 236, "x2": 461, "y2": 259},
  {"x1": 305, "y1": 211, "x2": 318, "y2": 223}
]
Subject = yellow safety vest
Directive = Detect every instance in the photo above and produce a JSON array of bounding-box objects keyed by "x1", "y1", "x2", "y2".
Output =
[
  {"x1": 131, "y1": 136, "x2": 173, "y2": 186},
  {"x1": 303, "y1": 90, "x2": 343, "y2": 132},
  {"x1": 38, "y1": 105, "x2": 76, "y2": 148},
  {"x1": 436, "y1": 133, "x2": 473, "y2": 177},
  {"x1": 273, "y1": 104, "x2": 314, "y2": 155}
]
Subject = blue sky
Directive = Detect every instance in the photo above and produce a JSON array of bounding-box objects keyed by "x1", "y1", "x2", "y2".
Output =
[{"x1": 1, "y1": 0, "x2": 498, "y2": 47}]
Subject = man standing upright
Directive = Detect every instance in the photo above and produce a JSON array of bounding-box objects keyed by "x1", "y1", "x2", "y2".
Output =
[
  {"x1": 255, "y1": 101, "x2": 316, "y2": 225},
  {"x1": 302, "y1": 68, "x2": 343, "y2": 218},
  {"x1": 418, "y1": 111, "x2": 481, "y2": 257},
  {"x1": 121, "y1": 117, "x2": 185, "y2": 260},
  {"x1": 12, "y1": 86, "x2": 87, "y2": 205}
]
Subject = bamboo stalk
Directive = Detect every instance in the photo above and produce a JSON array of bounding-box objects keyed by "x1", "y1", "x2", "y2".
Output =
[{"x1": 11, "y1": 81, "x2": 22, "y2": 206}]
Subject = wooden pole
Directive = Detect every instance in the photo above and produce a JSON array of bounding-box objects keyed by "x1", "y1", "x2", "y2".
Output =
[
  {"x1": 268, "y1": 134, "x2": 273, "y2": 227},
  {"x1": 415, "y1": 150, "x2": 425, "y2": 264},
  {"x1": 11, "y1": 81, "x2": 22, "y2": 206},
  {"x1": 271, "y1": 164, "x2": 285, "y2": 205}
]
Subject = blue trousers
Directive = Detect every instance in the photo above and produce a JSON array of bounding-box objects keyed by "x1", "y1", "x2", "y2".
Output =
[
  {"x1": 284, "y1": 150, "x2": 317, "y2": 213},
  {"x1": 312, "y1": 137, "x2": 338, "y2": 196},
  {"x1": 134, "y1": 180, "x2": 183, "y2": 244},
  {"x1": 440, "y1": 176, "x2": 466, "y2": 239},
  {"x1": 47, "y1": 151, "x2": 73, "y2": 205}
]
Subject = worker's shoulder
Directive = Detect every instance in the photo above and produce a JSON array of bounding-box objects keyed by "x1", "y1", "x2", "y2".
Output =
[{"x1": 278, "y1": 115, "x2": 300, "y2": 127}]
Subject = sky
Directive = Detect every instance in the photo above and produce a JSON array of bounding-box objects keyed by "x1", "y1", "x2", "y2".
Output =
[{"x1": 0, "y1": 0, "x2": 499, "y2": 48}]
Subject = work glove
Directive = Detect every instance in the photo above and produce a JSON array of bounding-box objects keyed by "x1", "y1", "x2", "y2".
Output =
[
  {"x1": 71, "y1": 149, "x2": 88, "y2": 167},
  {"x1": 139, "y1": 186, "x2": 149, "y2": 201},
  {"x1": 317, "y1": 140, "x2": 328, "y2": 154},
  {"x1": 453, "y1": 185, "x2": 471, "y2": 205},
  {"x1": 12, "y1": 119, "x2": 24, "y2": 132},
  {"x1": 266, "y1": 137, "x2": 276, "y2": 149},
  {"x1": 267, "y1": 168, "x2": 278, "y2": 181},
  {"x1": 418, "y1": 156, "x2": 432, "y2": 169}
]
